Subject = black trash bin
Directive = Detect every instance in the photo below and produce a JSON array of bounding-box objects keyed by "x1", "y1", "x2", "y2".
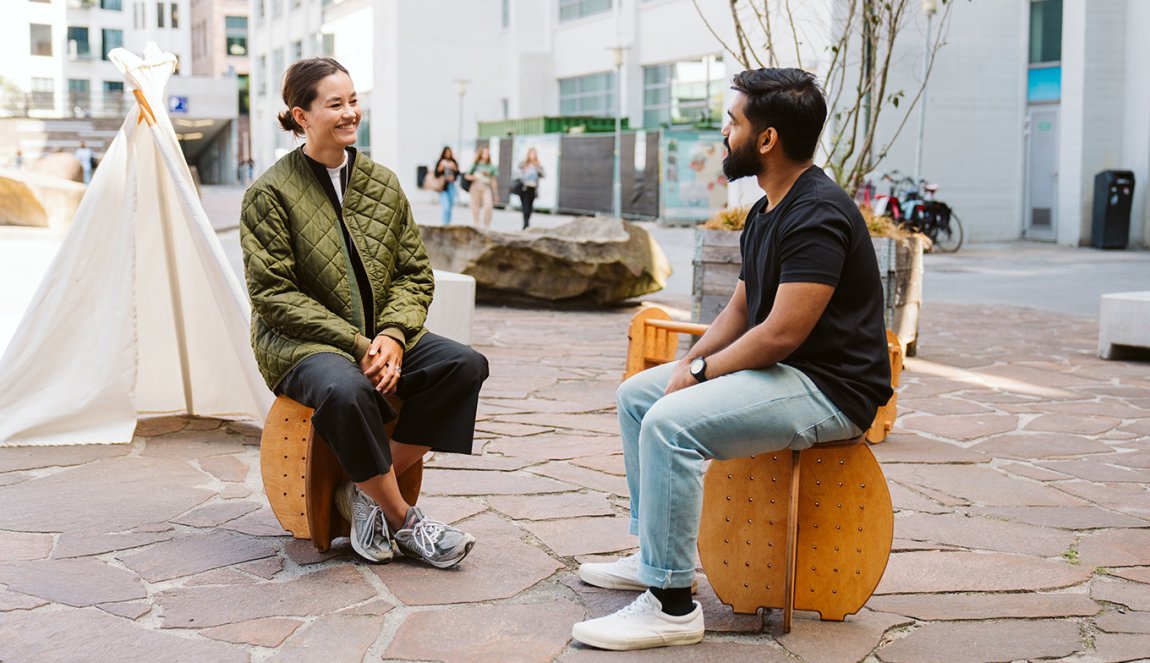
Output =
[{"x1": 1091, "y1": 170, "x2": 1135, "y2": 249}]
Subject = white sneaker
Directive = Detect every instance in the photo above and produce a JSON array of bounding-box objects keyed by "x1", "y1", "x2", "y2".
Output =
[
  {"x1": 571, "y1": 590, "x2": 705, "y2": 651},
  {"x1": 578, "y1": 553, "x2": 698, "y2": 592}
]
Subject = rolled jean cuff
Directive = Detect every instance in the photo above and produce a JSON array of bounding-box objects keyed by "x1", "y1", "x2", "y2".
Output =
[
  {"x1": 629, "y1": 516, "x2": 640, "y2": 537},
  {"x1": 637, "y1": 559, "x2": 696, "y2": 590}
]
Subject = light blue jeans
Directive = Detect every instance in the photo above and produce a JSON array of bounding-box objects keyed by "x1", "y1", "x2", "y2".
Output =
[
  {"x1": 617, "y1": 361, "x2": 863, "y2": 589},
  {"x1": 440, "y1": 183, "x2": 456, "y2": 224}
]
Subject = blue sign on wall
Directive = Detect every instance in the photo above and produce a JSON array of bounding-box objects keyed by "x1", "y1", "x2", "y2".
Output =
[{"x1": 167, "y1": 96, "x2": 189, "y2": 114}]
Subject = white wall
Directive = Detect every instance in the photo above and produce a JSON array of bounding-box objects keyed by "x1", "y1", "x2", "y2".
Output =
[
  {"x1": 373, "y1": 0, "x2": 504, "y2": 196},
  {"x1": 1125, "y1": 0, "x2": 1150, "y2": 247}
]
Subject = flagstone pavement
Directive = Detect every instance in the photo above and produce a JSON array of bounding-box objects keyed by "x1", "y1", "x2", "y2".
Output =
[{"x1": 2, "y1": 296, "x2": 1150, "y2": 662}]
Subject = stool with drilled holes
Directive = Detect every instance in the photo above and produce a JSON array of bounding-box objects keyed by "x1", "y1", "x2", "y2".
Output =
[
  {"x1": 259, "y1": 395, "x2": 422, "y2": 552},
  {"x1": 696, "y1": 438, "x2": 892, "y2": 633},
  {"x1": 623, "y1": 306, "x2": 895, "y2": 632}
]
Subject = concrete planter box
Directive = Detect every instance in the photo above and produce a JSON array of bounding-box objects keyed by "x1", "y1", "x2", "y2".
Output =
[{"x1": 692, "y1": 229, "x2": 924, "y2": 354}]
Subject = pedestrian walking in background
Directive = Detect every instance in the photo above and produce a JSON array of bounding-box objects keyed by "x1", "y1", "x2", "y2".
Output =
[
  {"x1": 74, "y1": 141, "x2": 94, "y2": 184},
  {"x1": 434, "y1": 146, "x2": 460, "y2": 225},
  {"x1": 464, "y1": 145, "x2": 499, "y2": 229},
  {"x1": 516, "y1": 147, "x2": 544, "y2": 229},
  {"x1": 240, "y1": 57, "x2": 488, "y2": 570},
  {"x1": 13, "y1": 150, "x2": 23, "y2": 169}
]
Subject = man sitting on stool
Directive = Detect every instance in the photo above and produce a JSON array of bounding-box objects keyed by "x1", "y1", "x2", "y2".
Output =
[{"x1": 571, "y1": 68, "x2": 893, "y2": 651}]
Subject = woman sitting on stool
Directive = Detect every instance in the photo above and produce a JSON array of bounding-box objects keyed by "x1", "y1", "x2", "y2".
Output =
[{"x1": 240, "y1": 57, "x2": 488, "y2": 568}]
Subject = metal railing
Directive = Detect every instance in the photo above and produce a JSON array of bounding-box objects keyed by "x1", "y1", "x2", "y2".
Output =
[{"x1": 2, "y1": 90, "x2": 130, "y2": 118}]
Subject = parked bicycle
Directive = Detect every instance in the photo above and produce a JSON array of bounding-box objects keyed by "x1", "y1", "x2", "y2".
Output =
[{"x1": 861, "y1": 171, "x2": 964, "y2": 253}]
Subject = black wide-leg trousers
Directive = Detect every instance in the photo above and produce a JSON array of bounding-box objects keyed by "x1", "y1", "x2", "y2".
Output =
[{"x1": 277, "y1": 332, "x2": 489, "y2": 482}]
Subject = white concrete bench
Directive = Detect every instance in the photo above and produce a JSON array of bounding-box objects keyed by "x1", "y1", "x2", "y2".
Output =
[
  {"x1": 1099, "y1": 291, "x2": 1150, "y2": 359},
  {"x1": 426, "y1": 269, "x2": 476, "y2": 346}
]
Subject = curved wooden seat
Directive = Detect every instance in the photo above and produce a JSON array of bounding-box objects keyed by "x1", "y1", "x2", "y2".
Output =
[
  {"x1": 260, "y1": 395, "x2": 422, "y2": 552},
  {"x1": 697, "y1": 440, "x2": 893, "y2": 632}
]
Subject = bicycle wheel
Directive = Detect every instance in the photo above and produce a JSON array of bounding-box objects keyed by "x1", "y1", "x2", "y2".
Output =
[{"x1": 932, "y1": 210, "x2": 964, "y2": 253}]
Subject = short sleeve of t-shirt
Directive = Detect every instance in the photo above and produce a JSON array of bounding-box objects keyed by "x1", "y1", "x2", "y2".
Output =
[{"x1": 777, "y1": 208, "x2": 851, "y2": 287}]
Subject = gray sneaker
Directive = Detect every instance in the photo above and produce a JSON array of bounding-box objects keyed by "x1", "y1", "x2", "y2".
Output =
[
  {"x1": 335, "y1": 483, "x2": 394, "y2": 563},
  {"x1": 393, "y1": 507, "x2": 476, "y2": 569}
]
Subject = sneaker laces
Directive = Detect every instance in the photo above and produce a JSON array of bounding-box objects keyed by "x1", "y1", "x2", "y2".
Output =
[
  {"x1": 410, "y1": 518, "x2": 447, "y2": 557},
  {"x1": 354, "y1": 501, "x2": 384, "y2": 552},
  {"x1": 615, "y1": 591, "x2": 660, "y2": 619}
]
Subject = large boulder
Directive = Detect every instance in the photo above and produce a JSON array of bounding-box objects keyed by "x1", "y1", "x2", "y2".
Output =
[
  {"x1": 419, "y1": 217, "x2": 671, "y2": 306},
  {"x1": 0, "y1": 169, "x2": 86, "y2": 228},
  {"x1": 29, "y1": 153, "x2": 83, "y2": 183}
]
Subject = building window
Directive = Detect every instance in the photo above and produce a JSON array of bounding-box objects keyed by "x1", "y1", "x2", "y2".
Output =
[
  {"x1": 102, "y1": 28, "x2": 123, "y2": 60},
  {"x1": 1027, "y1": 0, "x2": 1062, "y2": 103},
  {"x1": 322, "y1": 33, "x2": 334, "y2": 57},
  {"x1": 237, "y1": 73, "x2": 249, "y2": 114},
  {"x1": 642, "y1": 54, "x2": 724, "y2": 128},
  {"x1": 291, "y1": 39, "x2": 302, "y2": 62},
  {"x1": 101, "y1": 0, "x2": 123, "y2": 9},
  {"x1": 559, "y1": 0, "x2": 611, "y2": 22},
  {"x1": 30, "y1": 78, "x2": 54, "y2": 111},
  {"x1": 271, "y1": 0, "x2": 282, "y2": 18},
  {"x1": 170, "y1": 2, "x2": 179, "y2": 28},
  {"x1": 256, "y1": 55, "x2": 267, "y2": 96},
  {"x1": 156, "y1": 1, "x2": 165, "y2": 27},
  {"x1": 68, "y1": 79, "x2": 91, "y2": 114},
  {"x1": 559, "y1": 71, "x2": 615, "y2": 117},
  {"x1": 225, "y1": 16, "x2": 247, "y2": 56},
  {"x1": 30, "y1": 24, "x2": 53, "y2": 57},
  {"x1": 133, "y1": 2, "x2": 143, "y2": 28},
  {"x1": 104, "y1": 80, "x2": 126, "y2": 114},
  {"x1": 67, "y1": 26, "x2": 91, "y2": 59},
  {"x1": 502, "y1": 0, "x2": 510, "y2": 28}
]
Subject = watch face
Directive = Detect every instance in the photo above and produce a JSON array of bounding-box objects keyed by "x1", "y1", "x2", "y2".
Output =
[{"x1": 690, "y1": 357, "x2": 705, "y2": 376}]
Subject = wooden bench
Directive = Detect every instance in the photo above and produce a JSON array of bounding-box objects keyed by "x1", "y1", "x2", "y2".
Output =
[
  {"x1": 624, "y1": 306, "x2": 895, "y2": 633},
  {"x1": 260, "y1": 395, "x2": 423, "y2": 552}
]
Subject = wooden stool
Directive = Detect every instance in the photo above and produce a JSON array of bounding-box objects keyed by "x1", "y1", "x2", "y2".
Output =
[
  {"x1": 696, "y1": 437, "x2": 892, "y2": 633},
  {"x1": 260, "y1": 395, "x2": 423, "y2": 552},
  {"x1": 623, "y1": 306, "x2": 896, "y2": 632}
]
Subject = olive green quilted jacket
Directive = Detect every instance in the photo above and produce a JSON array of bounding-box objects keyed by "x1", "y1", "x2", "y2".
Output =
[{"x1": 240, "y1": 149, "x2": 433, "y2": 390}]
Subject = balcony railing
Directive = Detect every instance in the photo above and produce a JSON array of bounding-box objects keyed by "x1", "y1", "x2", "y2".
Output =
[{"x1": 2, "y1": 90, "x2": 130, "y2": 118}]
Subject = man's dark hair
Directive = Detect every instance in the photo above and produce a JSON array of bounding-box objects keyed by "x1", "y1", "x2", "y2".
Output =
[{"x1": 730, "y1": 68, "x2": 827, "y2": 162}]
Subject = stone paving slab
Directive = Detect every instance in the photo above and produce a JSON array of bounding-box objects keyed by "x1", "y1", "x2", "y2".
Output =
[
  {"x1": 874, "y1": 619, "x2": 1083, "y2": 662},
  {"x1": 388, "y1": 602, "x2": 585, "y2": 663},
  {"x1": 778, "y1": 608, "x2": 911, "y2": 663},
  {"x1": 867, "y1": 592, "x2": 1099, "y2": 620},
  {"x1": 892, "y1": 512, "x2": 1075, "y2": 556},
  {"x1": 1096, "y1": 610, "x2": 1150, "y2": 634},
  {"x1": 874, "y1": 551, "x2": 1092, "y2": 594},
  {"x1": 0, "y1": 607, "x2": 248, "y2": 663},
  {"x1": 0, "y1": 558, "x2": 147, "y2": 607}
]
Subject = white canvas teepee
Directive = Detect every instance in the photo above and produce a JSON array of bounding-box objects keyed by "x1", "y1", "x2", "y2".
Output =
[{"x1": 0, "y1": 45, "x2": 272, "y2": 446}]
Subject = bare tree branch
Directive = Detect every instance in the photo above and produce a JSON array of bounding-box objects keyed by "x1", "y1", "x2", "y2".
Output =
[{"x1": 693, "y1": 0, "x2": 753, "y2": 67}]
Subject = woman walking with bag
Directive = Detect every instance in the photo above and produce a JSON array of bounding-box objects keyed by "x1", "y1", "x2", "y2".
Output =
[
  {"x1": 516, "y1": 147, "x2": 544, "y2": 229},
  {"x1": 434, "y1": 146, "x2": 459, "y2": 225},
  {"x1": 464, "y1": 145, "x2": 498, "y2": 229},
  {"x1": 240, "y1": 58, "x2": 488, "y2": 568}
]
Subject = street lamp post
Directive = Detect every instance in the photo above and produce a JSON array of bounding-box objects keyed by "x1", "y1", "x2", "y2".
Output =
[
  {"x1": 913, "y1": 0, "x2": 937, "y2": 184},
  {"x1": 611, "y1": 46, "x2": 625, "y2": 219},
  {"x1": 453, "y1": 79, "x2": 470, "y2": 155}
]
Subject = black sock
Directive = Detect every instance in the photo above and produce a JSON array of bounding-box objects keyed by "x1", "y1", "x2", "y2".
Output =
[{"x1": 649, "y1": 586, "x2": 693, "y2": 616}]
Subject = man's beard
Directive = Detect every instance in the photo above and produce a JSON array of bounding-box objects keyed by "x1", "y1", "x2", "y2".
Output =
[{"x1": 722, "y1": 137, "x2": 763, "y2": 182}]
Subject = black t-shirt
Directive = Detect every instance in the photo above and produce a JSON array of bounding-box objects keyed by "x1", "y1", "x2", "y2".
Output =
[{"x1": 738, "y1": 166, "x2": 892, "y2": 430}]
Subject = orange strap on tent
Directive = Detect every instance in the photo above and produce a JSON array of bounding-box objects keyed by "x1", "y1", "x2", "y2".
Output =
[{"x1": 133, "y1": 89, "x2": 156, "y2": 126}]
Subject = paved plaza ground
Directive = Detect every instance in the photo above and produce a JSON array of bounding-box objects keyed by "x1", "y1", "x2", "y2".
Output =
[{"x1": 1, "y1": 188, "x2": 1149, "y2": 661}]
